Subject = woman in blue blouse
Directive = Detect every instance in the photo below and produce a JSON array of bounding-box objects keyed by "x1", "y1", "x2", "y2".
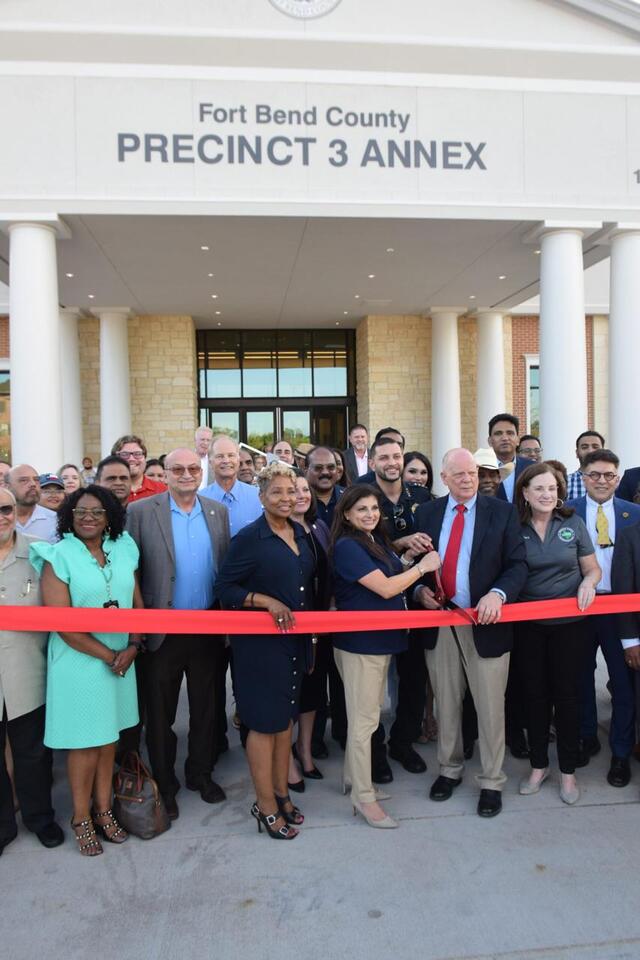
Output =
[
  {"x1": 215, "y1": 462, "x2": 316, "y2": 840},
  {"x1": 330, "y1": 485, "x2": 440, "y2": 829}
]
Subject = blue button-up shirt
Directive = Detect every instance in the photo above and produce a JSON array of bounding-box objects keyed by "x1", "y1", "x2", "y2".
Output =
[
  {"x1": 498, "y1": 461, "x2": 516, "y2": 503},
  {"x1": 438, "y1": 494, "x2": 477, "y2": 609},
  {"x1": 200, "y1": 479, "x2": 263, "y2": 537},
  {"x1": 169, "y1": 495, "x2": 215, "y2": 609}
]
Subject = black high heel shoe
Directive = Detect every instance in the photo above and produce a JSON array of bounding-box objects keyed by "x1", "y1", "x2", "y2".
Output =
[
  {"x1": 250, "y1": 802, "x2": 298, "y2": 839},
  {"x1": 292, "y1": 743, "x2": 323, "y2": 780},
  {"x1": 274, "y1": 793, "x2": 304, "y2": 825}
]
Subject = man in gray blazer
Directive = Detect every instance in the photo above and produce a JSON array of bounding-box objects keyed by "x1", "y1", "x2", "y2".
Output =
[{"x1": 127, "y1": 447, "x2": 230, "y2": 820}]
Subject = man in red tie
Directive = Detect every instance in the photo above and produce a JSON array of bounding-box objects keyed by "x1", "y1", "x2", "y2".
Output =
[{"x1": 412, "y1": 448, "x2": 527, "y2": 817}]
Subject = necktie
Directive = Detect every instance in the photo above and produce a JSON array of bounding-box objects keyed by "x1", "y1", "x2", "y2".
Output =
[
  {"x1": 596, "y1": 504, "x2": 612, "y2": 547},
  {"x1": 441, "y1": 503, "x2": 466, "y2": 600},
  {"x1": 223, "y1": 492, "x2": 234, "y2": 508}
]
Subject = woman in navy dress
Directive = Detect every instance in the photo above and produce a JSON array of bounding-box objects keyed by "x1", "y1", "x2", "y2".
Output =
[
  {"x1": 215, "y1": 462, "x2": 316, "y2": 840},
  {"x1": 330, "y1": 485, "x2": 440, "y2": 829}
]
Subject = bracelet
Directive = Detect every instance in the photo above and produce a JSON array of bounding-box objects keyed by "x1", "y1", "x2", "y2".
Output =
[
  {"x1": 108, "y1": 652, "x2": 118, "y2": 668},
  {"x1": 400, "y1": 553, "x2": 413, "y2": 568},
  {"x1": 248, "y1": 592, "x2": 256, "y2": 609},
  {"x1": 128, "y1": 637, "x2": 146, "y2": 653}
]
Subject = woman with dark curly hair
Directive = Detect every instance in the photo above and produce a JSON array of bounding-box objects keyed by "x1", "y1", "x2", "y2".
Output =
[{"x1": 29, "y1": 485, "x2": 144, "y2": 856}]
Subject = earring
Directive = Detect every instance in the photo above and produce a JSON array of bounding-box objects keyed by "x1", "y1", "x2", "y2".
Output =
[{"x1": 556, "y1": 498, "x2": 564, "y2": 508}]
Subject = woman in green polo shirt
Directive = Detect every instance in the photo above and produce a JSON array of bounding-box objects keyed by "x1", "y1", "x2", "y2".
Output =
[{"x1": 515, "y1": 462, "x2": 600, "y2": 805}]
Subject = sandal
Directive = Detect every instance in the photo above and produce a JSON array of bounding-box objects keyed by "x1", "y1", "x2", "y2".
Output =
[
  {"x1": 250, "y1": 802, "x2": 298, "y2": 839},
  {"x1": 274, "y1": 793, "x2": 304, "y2": 825},
  {"x1": 92, "y1": 807, "x2": 128, "y2": 844},
  {"x1": 71, "y1": 817, "x2": 103, "y2": 857}
]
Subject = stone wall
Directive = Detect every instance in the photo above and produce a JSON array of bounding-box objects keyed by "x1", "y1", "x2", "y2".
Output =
[{"x1": 79, "y1": 314, "x2": 197, "y2": 461}]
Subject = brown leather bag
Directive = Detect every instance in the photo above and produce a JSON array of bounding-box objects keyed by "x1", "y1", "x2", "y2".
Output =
[{"x1": 113, "y1": 752, "x2": 171, "y2": 840}]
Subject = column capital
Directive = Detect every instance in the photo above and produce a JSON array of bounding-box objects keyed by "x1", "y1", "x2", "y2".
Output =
[
  {"x1": 475, "y1": 308, "x2": 505, "y2": 318},
  {"x1": 522, "y1": 220, "x2": 602, "y2": 245},
  {"x1": 0, "y1": 215, "x2": 71, "y2": 240},
  {"x1": 59, "y1": 306, "x2": 84, "y2": 320},
  {"x1": 428, "y1": 306, "x2": 464, "y2": 317},
  {"x1": 92, "y1": 307, "x2": 133, "y2": 320},
  {"x1": 593, "y1": 222, "x2": 640, "y2": 245}
]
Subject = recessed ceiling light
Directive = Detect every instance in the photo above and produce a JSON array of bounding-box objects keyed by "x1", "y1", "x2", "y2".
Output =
[
  {"x1": 201, "y1": 245, "x2": 210, "y2": 251},
  {"x1": 216, "y1": 321, "x2": 222, "y2": 326},
  {"x1": 343, "y1": 311, "x2": 349, "y2": 315},
  {"x1": 207, "y1": 272, "x2": 214, "y2": 278},
  {"x1": 210, "y1": 294, "x2": 218, "y2": 299},
  {"x1": 354, "y1": 294, "x2": 360, "y2": 299},
  {"x1": 215, "y1": 310, "x2": 221, "y2": 315},
  {"x1": 65, "y1": 272, "x2": 74, "y2": 278},
  {"x1": 88, "y1": 294, "x2": 95, "y2": 299},
  {"x1": 335, "y1": 321, "x2": 340, "y2": 326},
  {"x1": 386, "y1": 247, "x2": 395, "y2": 253},
  {"x1": 498, "y1": 274, "x2": 506, "y2": 280},
  {"x1": 368, "y1": 274, "x2": 375, "y2": 279},
  {"x1": 534, "y1": 249, "x2": 541, "y2": 255},
  {"x1": 469, "y1": 295, "x2": 476, "y2": 300}
]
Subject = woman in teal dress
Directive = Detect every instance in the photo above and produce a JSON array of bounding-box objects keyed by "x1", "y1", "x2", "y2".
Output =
[{"x1": 30, "y1": 485, "x2": 144, "y2": 857}]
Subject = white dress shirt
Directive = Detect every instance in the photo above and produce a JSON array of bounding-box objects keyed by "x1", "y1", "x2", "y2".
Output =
[
  {"x1": 585, "y1": 494, "x2": 615, "y2": 593},
  {"x1": 355, "y1": 450, "x2": 369, "y2": 478},
  {"x1": 199, "y1": 454, "x2": 209, "y2": 491}
]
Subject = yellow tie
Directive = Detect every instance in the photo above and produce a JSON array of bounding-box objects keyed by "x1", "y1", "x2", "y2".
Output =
[{"x1": 596, "y1": 504, "x2": 613, "y2": 547}]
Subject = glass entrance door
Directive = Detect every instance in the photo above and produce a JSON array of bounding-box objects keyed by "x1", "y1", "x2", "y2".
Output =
[
  {"x1": 245, "y1": 409, "x2": 276, "y2": 450},
  {"x1": 313, "y1": 406, "x2": 347, "y2": 448},
  {"x1": 281, "y1": 410, "x2": 311, "y2": 447}
]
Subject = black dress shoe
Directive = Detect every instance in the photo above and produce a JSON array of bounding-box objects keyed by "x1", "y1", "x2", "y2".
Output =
[
  {"x1": 371, "y1": 757, "x2": 394, "y2": 784},
  {"x1": 0, "y1": 832, "x2": 17, "y2": 855},
  {"x1": 311, "y1": 740, "x2": 329, "y2": 760},
  {"x1": 507, "y1": 732, "x2": 530, "y2": 760},
  {"x1": 477, "y1": 789, "x2": 502, "y2": 817},
  {"x1": 607, "y1": 756, "x2": 631, "y2": 788},
  {"x1": 463, "y1": 740, "x2": 475, "y2": 760},
  {"x1": 186, "y1": 776, "x2": 226, "y2": 804},
  {"x1": 583, "y1": 736, "x2": 602, "y2": 757},
  {"x1": 35, "y1": 822, "x2": 64, "y2": 849},
  {"x1": 429, "y1": 775, "x2": 462, "y2": 801},
  {"x1": 388, "y1": 745, "x2": 427, "y2": 774},
  {"x1": 163, "y1": 795, "x2": 179, "y2": 820}
]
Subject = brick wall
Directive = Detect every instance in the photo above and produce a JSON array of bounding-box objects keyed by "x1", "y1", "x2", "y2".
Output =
[
  {"x1": 356, "y1": 314, "x2": 431, "y2": 452},
  {"x1": 458, "y1": 315, "x2": 477, "y2": 451},
  {"x1": 591, "y1": 315, "x2": 608, "y2": 438},
  {"x1": 79, "y1": 314, "x2": 198, "y2": 460},
  {"x1": 0, "y1": 317, "x2": 8, "y2": 357}
]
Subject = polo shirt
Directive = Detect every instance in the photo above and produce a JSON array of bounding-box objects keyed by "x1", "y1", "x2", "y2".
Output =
[
  {"x1": 16, "y1": 504, "x2": 57, "y2": 544},
  {"x1": 520, "y1": 513, "x2": 594, "y2": 621},
  {"x1": 332, "y1": 536, "x2": 408, "y2": 655},
  {"x1": 128, "y1": 475, "x2": 166, "y2": 504},
  {"x1": 200, "y1": 478, "x2": 263, "y2": 536},
  {"x1": 315, "y1": 485, "x2": 344, "y2": 528},
  {"x1": 169, "y1": 495, "x2": 215, "y2": 610},
  {"x1": 376, "y1": 481, "x2": 431, "y2": 542}
]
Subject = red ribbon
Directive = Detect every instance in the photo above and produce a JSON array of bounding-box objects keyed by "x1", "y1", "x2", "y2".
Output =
[{"x1": 1, "y1": 595, "x2": 639, "y2": 634}]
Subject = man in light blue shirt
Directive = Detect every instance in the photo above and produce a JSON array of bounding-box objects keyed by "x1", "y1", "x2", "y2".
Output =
[
  {"x1": 169, "y1": 494, "x2": 215, "y2": 610},
  {"x1": 201, "y1": 435, "x2": 263, "y2": 537}
]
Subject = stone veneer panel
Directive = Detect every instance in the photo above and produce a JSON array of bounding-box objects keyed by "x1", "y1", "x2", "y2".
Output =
[
  {"x1": 79, "y1": 314, "x2": 197, "y2": 461},
  {"x1": 591, "y1": 314, "x2": 609, "y2": 439}
]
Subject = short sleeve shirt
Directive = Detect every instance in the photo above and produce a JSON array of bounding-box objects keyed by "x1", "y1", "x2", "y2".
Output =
[
  {"x1": 520, "y1": 514, "x2": 595, "y2": 615},
  {"x1": 332, "y1": 537, "x2": 408, "y2": 655}
]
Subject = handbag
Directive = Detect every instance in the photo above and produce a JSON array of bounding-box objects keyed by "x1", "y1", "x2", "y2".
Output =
[{"x1": 112, "y1": 751, "x2": 171, "y2": 840}]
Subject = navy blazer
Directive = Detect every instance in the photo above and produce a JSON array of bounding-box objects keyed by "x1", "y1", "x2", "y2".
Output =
[
  {"x1": 617, "y1": 467, "x2": 640, "y2": 504},
  {"x1": 566, "y1": 495, "x2": 640, "y2": 535},
  {"x1": 413, "y1": 494, "x2": 527, "y2": 657},
  {"x1": 496, "y1": 456, "x2": 533, "y2": 502},
  {"x1": 611, "y1": 521, "x2": 640, "y2": 642}
]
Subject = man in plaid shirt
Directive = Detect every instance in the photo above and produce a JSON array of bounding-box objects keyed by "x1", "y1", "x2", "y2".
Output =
[{"x1": 566, "y1": 430, "x2": 605, "y2": 499}]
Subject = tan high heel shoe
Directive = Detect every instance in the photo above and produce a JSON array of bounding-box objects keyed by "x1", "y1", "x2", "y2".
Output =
[{"x1": 352, "y1": 799, "x2": 398, "y2": 829}]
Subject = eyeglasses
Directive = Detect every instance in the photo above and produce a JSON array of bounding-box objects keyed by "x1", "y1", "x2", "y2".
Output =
[
  {"x1": 119, "y1": 451, "x2": 145, "y2": 460},
  {"x1": 582, "y1": 471, "x2": 618, "y2": 482},
  {"x1": 167, "y1": 465, "x2": 202, "y2": 477},
  {"x1": 391, "y1": 503, "x2": 407, "y2": 531},
  {"x1": 309, "y1": 463, "x2": 336, "y2": 473},
  {"x1": 0, "y1": 505, "x2": 15, "y2": 516},
  {"x1": 72, "y1": 508, "x2": 106, "y2": 519},
  {"x1": 519, "y1": 447, "x2": 542, "y2": 456}
]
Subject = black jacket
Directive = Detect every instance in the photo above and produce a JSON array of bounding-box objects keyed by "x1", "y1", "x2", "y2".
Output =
[
  {"x1": 617, "y1": 467, "x2": 640, "y2": 504},
  {"x1": 611, "y1": 521, "x2": 640, "y2": 642},
  {"x1": 413, "y1": 494, "x2": 527, "y2": 657}
]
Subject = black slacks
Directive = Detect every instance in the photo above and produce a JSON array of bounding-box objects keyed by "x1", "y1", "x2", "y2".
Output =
[
  {"x1": 515, "y1": 619, "x2": 588, "y2": 774},
  {"x1": 142, "y1": 634, "x2": 226, "y2": 797},
  {"x1": 388, "y1": 632, "x2": 427, "y2": 749},
  {"x1": 0, "y1": 705, "x2": 54, "y2": 839}
]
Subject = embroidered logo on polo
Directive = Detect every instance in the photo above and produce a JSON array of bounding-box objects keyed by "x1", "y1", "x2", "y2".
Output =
[
  {"x1": 268, "y1": 0, "x2": 343, "y2": 18},
  {"x1": 558, "y1": 527, "x2": 576, "y2": 543}
]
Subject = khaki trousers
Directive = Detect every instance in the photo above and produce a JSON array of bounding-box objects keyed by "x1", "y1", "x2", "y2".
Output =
[
  {"x1": 426, "y1": 625, "x2": 509, "y2": 791},
  {"x1": 334, "y1": 649, "x2": 391, "y2": 804}
]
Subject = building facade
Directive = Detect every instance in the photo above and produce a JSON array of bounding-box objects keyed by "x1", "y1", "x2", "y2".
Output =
[{"x1": 1, "y1": 0, "x2": 639, "y2": 478}]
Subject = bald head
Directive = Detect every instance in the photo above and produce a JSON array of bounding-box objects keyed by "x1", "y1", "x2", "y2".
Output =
[
  {"x1": 8, "y1": 464, "x2": 41, "y2": 507},
  {"x1": 164, "y1": 448, "x2": 203, "y2": 500},
  {"x1": 441, "y1": 448, "x2": 479, "y2": 503},
  {"x1": 209, "y1": 435, "x2": 240, "y2": 486}
]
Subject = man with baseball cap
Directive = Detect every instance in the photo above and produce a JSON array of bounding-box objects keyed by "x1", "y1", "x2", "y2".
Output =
[{"x1": 38, "y1": 474, "x2": 66, "y2": 513}]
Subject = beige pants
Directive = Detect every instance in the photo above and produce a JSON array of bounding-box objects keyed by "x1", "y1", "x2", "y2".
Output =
[
  {"x1": 426, "y1": 625, "x2": 509, "y2": 791},
  {"x1": 334, "y1": 648, "x2": 391, "y2": 804}
]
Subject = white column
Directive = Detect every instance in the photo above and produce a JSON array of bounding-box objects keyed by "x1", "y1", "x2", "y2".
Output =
[
  {"x1": 59, "y1": 308, "x2": 84, "y2": 466},
  {"x1": 98, "y1": 308, "x2": 132, "y2": 457},
  {"x1": 608, "y1": 229, "x2": 640, "y2": 470},
  {"x1": 539, "y1": 229, "x2": 588, "y2": 466},
  {"x1": 476, "y1": 310, "x2": 505, "y2": 447},
  {"x1": 9, "y1": 222, "x2": 64, "y2": 468},
  {"x1": 431, "y1": 309, "x2": 461, "y2": 493}
]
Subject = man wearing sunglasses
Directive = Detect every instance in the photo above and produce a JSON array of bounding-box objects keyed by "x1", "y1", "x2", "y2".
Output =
[
  {"x1": 306, "y1": 446, "x2": 344, "y2": 527},
  {"x1": 568, "y1": 448, "x2": 640, "y2": 785},
  {"x1": 126, "y1": 448, "x2": 231, "y2": 820},
  {"x1": 111, "y1": 434, "x2": 166, "y2": 504}
]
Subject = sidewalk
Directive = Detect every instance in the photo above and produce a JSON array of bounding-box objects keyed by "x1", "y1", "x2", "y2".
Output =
[{"x1": 2, "y1": 659, "x2": 639, "y2": 960}]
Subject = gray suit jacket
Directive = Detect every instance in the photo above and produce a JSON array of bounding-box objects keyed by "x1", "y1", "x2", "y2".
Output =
[{"x1": 126, "y1": 492, "x2": 231, "y2": 651}]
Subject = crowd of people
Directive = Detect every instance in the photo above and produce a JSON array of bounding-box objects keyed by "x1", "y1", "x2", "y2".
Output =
[{"x1": 2, "y1": 415, "x2": 640, "y2": 853}]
